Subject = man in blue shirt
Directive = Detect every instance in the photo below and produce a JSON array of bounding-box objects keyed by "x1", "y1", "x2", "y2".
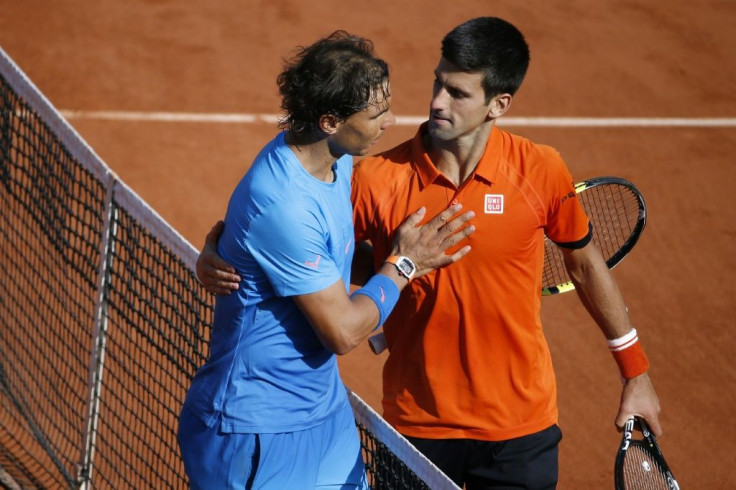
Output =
[{"x1": 178, "y1": 31, "x2": 476, "y2": 489}]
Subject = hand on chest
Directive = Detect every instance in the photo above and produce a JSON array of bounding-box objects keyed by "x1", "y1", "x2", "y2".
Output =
[{"x1": 393, "y1": 181, "x2": 545, "y2": 257}]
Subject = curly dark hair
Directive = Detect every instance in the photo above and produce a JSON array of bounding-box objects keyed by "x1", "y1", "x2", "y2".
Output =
[
  {"x1": 442, "y1": 17, "x2": 530, "y2": 99},
  {"x1": 277, "y1": 31, "x2": 390, "y2": 137}
]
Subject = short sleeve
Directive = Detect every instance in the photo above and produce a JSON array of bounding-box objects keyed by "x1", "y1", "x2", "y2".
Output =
[
  {"x1": 246, "y1": 201, "x2": 342, "y2": 297},
  {"x1": 543, "y1": 154, "x2": 591, "y2": 247}
]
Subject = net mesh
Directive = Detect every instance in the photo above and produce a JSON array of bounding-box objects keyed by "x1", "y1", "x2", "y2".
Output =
[
  {"x1": 0, "y1": 48, "x2": 457, "y2": 489},
  {"x1": 1, "y1": 59, "x2": 104, "y2": 489}
]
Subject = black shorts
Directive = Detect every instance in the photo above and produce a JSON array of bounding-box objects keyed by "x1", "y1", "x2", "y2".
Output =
[{"x1": 405, "y1": 424, "x2": 562, "y2": 490}]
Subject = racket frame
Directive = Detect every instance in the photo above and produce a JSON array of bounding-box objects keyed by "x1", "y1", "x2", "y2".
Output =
[
  {"x1": 614, "y1": 417, "x2": 680, "y2": 490},
  {"x1": 542, "y1": 176, "x2": 647, "y2": 295}
]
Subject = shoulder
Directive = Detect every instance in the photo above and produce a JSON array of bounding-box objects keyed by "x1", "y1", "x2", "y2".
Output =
[
  {"x1": 496, "y1": 128, "x2": 570, "y2": 181},
  {"x1": 355, "y1": 138, "x2": 413, "y2": 173},
  {"x1": 247, "y1": 201, "x2": 326, "y2": 247},
  {"x1": 498, "y1": 129, "x2": 563, "y2": 164},
  {"x1": 353, "y1": 137, "x2": 417, "y2": 193}
]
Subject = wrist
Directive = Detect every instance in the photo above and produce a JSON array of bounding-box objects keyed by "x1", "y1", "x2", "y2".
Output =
[
  {"x1": 351, "y1": 274, "x2": 401, "y2": 330},
  {"x1": 607, "y1": 328, "x2": 649, "y2": 380},
  {"x1": 385, "y1": 255, "x2": 416, "y2": 282}
]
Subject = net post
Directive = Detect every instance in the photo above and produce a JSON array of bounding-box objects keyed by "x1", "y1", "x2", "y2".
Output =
[
  {"x1": 76, "y1": 184, "x2": 118, "y2": 489},
  {"x1": 0, "y1": 466, "x2": 22, "y2": 490}
]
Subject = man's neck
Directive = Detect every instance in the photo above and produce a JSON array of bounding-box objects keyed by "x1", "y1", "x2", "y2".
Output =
[
  {"x1": 427, "y1": 122, "x2": 494, "y2": 188},
  {"x1": 286, "y1": 132, "x2": 338, "y2": 183}
]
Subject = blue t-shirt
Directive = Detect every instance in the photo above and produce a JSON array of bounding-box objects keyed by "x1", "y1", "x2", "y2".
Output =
[{"x1": 184, "y1": 132, "x2": 355, "y2": 433}]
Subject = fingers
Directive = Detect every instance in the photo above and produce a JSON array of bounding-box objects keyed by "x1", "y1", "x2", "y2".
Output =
[
  {"x1": 614, "y1": 411, "x2": 632, "y2": 432},
  {"x1": 392, "y1": 203, "x2": 476, "y2": 278},
  {"x1": 646, "y1": 415, "x2": 663, "y2": 438},
  {"x1": 615, "y1": 411, "x2": 663, "y2": 438},
  {"x1": 420, "y1": 243, "x2": 472, "y2": 272},
  {"x1": 443, "y1": 244, "x2": 472, "y2": 264},
  {"x1": 197, "y1": 222, "x2": 241, "y2": 294},
  {"x1": 204, "y1": 283, "x2": 239, "y2": 296},
  {"x1": 210, "y1": 267, "x2": 241, "y2": 285},
  {"x1": 440, "y1": 216, "x2": 475, "y2": 247},
  {"x1": 199, "y1": 267, "x2": 240, "y2": 295},
  {"x1": 423, "y1": 203, "x2": 463, "y2": 230},
  {"x1": 616, "y1": 373, "x2": 663, "y2": 437},
  {"x1": 400, "y1": 207, "x2": 427, "y2": 229},
  {"x1": 442, "y1": 210, "x2": 476, "y2": 234}
]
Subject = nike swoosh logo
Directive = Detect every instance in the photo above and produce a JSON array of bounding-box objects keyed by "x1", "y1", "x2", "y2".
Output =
[
  {"x1": 305, "y1": 254, "x2": 322, "y2": 268},
  {"x1": 380, "y1": 286, "x2": 385, "y2": 303}
]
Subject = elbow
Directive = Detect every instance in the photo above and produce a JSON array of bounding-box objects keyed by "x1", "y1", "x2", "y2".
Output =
[
  {"x1": 331, "y1": 343, "x2": 356, "y2": 356},
  {"x1": 319, "y1": 329, "x2": 363, "y2": 356},
  {"x1": 335, "y1": 328, "x2": 368, "y2": 355}
]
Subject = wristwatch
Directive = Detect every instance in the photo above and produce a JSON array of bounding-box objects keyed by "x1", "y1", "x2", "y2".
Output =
[{"x1": 386, "y1": 255, "x2": 417, "y2": 281}]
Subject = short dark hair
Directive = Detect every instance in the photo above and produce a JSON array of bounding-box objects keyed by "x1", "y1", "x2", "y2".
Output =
[
  {"x1": 441, "y1": 17, "x2": 530, "y2": 99},
  {"x1": 277, "y1": 31, "x2": 390, "y2": 137}
]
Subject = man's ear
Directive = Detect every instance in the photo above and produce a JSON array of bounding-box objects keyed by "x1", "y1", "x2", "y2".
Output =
[
  {"x1": 488, "y1": 93, "x2": 513, "y2": 119},
  {"x1": 319, "y1": 114, "x2": 340, "y2": 135}
]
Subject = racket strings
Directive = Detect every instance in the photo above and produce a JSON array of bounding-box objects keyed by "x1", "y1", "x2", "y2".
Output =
[
  {"x1": 542, "y1": 182, "x2": 643, "y2": 291},
  {"x1": 584, "y1": 184, "x2": 641, "y2": 264},
  {"x1": 620, "y1": 443, "x2": 672, "y2": 489}
]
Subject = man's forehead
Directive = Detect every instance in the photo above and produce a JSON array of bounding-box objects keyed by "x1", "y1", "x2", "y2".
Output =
[{"x1": 435, "y1": 58, "x2": 484, "y2": 90}]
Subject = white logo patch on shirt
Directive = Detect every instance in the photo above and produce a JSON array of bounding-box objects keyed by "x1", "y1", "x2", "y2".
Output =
[{"x1": 484, "y1": 194, "x2": 504, "y2": 214}]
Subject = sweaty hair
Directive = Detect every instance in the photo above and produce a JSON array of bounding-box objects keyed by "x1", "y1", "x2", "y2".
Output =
[
  {"x1": 277, "y1": 31, "x2": 390, "y2": 138},
  {"x1": 441, "y1": 17, "x2": 530, "y2": 99}
]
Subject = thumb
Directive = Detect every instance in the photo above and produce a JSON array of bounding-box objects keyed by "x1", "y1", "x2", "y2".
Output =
[
  {"x1": 205, "y1": 220, "x2": 225, "y2": 246},
  {"x1": 614, "y1": 410, "x2": 632, "y2": 431}
]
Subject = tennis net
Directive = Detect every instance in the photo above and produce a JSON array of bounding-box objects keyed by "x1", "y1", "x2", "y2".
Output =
[{"x1": 0, "y1": 47, "x2": 458, "y2": 489}]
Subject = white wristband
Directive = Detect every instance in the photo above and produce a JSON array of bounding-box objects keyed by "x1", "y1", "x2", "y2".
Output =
[{"x1": 606, "y1": 328, "x2": 638, "y2": 352}]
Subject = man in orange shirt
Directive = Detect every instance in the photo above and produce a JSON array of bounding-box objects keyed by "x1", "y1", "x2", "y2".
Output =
[{"x1": 197, "y1": 17, "x2": 661, "y2": 489}]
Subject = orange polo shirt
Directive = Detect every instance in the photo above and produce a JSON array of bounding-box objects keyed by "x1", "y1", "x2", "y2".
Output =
[{"x1": 351, "y1": 124, "x2": 590, "y2": 441}]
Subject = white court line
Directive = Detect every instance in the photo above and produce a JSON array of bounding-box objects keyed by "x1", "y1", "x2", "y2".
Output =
[{"x1": 59, "y1": 110, "x2": 736, "y2": 127}]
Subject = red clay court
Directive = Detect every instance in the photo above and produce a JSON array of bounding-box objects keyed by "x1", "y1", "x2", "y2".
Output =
[{"x1": 1, "y1": 1, "x2": 734, "y2": 488}]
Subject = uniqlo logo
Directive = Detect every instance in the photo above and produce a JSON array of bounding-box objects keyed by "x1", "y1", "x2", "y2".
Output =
[{"x1": 484, "y1": 194, "x2": 504, "y2": 214}]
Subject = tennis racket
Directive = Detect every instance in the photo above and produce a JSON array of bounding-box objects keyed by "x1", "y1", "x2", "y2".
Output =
[
  {"x1": 542, "y1": 176, "x2": 647, "y2": 295},
  {"x1": 368, "y1": 176, "x2": 647, "y2": 354},
  {"x1": 615, "y1": 417, "x2": 680, "y2": 489}
]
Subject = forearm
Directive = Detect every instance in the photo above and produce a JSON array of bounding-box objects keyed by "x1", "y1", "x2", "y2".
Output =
[
  {"x1": 563, "y1": 245, "x2": 632, "y2": 340},
  {"x1": 563, "y1": 244, "x2": 651, "y2": 380},
  {"x1": 295, "y1": 263, "x2": 408, "y2": 355},
  {"x1": 562, "y1": 243, "x2": 662, "y2": 434}
]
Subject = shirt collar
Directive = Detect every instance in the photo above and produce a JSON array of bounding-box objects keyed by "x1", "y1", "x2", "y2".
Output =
[{"x1": 411, "y1": 123, "x2": 503, "y2": 188}]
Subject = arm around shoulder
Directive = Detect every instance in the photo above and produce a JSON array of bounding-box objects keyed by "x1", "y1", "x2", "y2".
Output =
[{"x1": 196, "y1": 220, "x2": 241, "y2": 295}]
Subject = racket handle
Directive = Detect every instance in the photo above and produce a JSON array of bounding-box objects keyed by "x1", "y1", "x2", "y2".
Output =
[{"x1": 368, "y1": 332, "x2": 387, "y2": 354}]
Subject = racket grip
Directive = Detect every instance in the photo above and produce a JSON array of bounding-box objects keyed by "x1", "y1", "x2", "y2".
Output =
[{"x1": 368, "y1": 332, "x2": 387, "y2": 354}]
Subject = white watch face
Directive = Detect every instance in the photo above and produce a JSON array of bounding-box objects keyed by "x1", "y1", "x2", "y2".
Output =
[{"x1": 396, "y1": 257, "x2": 416, "y2": 278}]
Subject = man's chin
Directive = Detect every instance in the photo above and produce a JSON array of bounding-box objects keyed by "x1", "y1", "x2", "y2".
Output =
[
  {"x1": 427, "y1": 125, "x2": 454, "y2": 141},
  {"x1": 350, "y1": 147, "x2": 372, "y2": 157}
]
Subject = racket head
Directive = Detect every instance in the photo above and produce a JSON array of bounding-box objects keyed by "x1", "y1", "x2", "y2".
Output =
[
  {"x1": 542, "y1": 176, "x2": 647, "y2": 295},
  {"x1": 614, "y1": 417, "x2": 680, "y2": 490}
]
